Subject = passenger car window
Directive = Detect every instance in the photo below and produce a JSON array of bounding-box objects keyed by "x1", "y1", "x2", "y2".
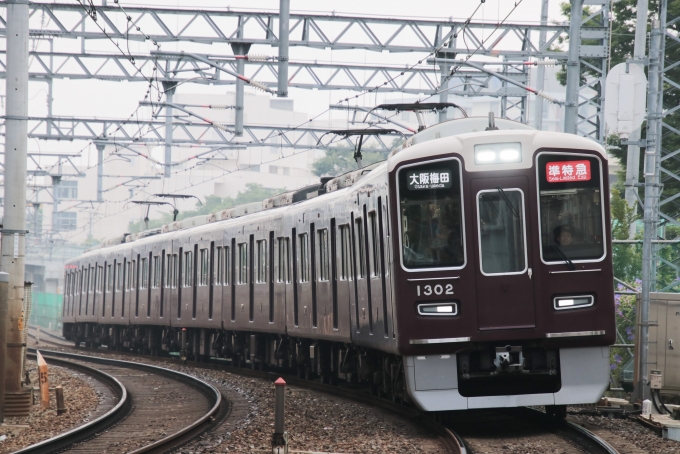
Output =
[
  {"x1": 398, "y1": 159, "x2": 465, "y2": 269},
  {"x1": 537, "y1": 154, "x2": 604, "y2": 262}
]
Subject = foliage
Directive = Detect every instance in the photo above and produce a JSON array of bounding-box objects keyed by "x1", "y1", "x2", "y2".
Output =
[
  {"x1": 311, "y1": 137, "x2": 404, "y2": 177},
  {"x1": 128, "y1": 183, "x2": 285, "y2": 233}
]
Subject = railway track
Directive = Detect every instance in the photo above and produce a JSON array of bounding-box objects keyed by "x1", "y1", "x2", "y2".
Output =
[
  {"x1": 16, "y1": 344, "x2": 224, "y2": 454},
  {"x1": 28, "y1": 329, "x2": 619, "y2": 454}
]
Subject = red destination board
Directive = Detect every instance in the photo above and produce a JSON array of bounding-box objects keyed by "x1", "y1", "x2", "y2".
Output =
[{"x1": 546, "y1": 160, "x2": 591, "y2": 183}]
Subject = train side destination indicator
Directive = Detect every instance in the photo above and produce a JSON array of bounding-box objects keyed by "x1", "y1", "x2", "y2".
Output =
[
  {"x1": 546, "y1": 160, "x2": 591, "y2": 183},
  {"x1": 406, "y1": 170, "x2": 452, "y2": 190}
]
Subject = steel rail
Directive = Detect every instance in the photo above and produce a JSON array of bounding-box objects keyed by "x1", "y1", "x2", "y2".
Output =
[
  {"x1": 29, "y1": 331, "x2": 464, "y2": 453},
  {"x1": 14, "y1": 346, "x2": 223, "y2": 454},
  {"x1": 13, "y1": 349, "x2": 129, "y2": 454}
]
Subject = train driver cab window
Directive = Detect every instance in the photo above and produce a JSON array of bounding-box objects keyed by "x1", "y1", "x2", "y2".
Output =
[
  {"x1": 537, "y1": 154, "x2": 605, "y2": 262},
  {"x1": 398, "y1": 159, "x2": 465, "y2": 269}
]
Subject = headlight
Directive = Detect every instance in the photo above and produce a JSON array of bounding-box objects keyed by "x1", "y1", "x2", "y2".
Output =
[
  {"x1": 474, "y1": 142, "x2": 522, "y2": 164},
  {"x1": 418, "y1": 302, "x2": 458, "y2": 316},
  {"x1": 554, "y1": 295, "x2": 594, "y2": 310}
]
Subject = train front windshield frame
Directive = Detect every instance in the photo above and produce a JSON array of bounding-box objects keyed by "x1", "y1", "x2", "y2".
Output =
[
  {"x1": 397, "y1": 158, "x2": 465, "y2": 270},
  {"x1": 537, "y1": 152, "x2": 606, "y2": 263}
]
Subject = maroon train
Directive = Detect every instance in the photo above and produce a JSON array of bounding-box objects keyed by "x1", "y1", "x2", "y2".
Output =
[{"x1": 62, "y1": 117, "x2": 615, "y2": 412}]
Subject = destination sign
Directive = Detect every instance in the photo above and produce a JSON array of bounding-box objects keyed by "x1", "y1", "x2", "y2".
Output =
[
  {"x1": 546, "y1": 160, "x2": 591, "y2": 183},
  {"x1": 406, "y1": 170, "x2": 453, "y2": 190}
]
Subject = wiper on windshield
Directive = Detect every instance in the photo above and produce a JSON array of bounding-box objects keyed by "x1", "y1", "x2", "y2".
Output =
[
  {"x1": 551, "y1": 239, "x2": 575, "y2": 270},
  {"x1": 496, "y1": 186, "x2": 520, "y2": 219}
]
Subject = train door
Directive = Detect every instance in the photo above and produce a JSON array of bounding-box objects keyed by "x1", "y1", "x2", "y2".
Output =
[{"x1": 471, "y1": 176, "x2": 536, "y2": 330}]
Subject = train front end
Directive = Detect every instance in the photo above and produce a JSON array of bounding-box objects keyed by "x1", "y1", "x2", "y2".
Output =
[{"x1": 388, "y1": 120, "x2": 615, "y2": 411}]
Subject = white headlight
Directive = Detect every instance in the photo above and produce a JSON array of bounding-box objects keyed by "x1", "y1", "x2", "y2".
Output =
[
  {"x1": 500, "y1": 148, "x2": 521, "y2": 161},
  {"x1": 418, "y1": 302, "x2": 458, "y2": 316},
  {"x1": 474, "y1": 142, "x2": 522, "y2": 164},
  {"x1": 554, "y1": 295, "x2": 594, "y2": 310},
  {"x1": 476, "y1": 151, "x2": 496, "y2": 162}
]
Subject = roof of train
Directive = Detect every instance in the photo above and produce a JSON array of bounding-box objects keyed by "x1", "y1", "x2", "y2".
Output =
[{"x1": 70, "y1": 117, "x2": 605, "y2": 264}]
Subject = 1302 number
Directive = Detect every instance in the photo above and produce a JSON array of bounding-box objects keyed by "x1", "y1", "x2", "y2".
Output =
[{"x1": 416, "y1": 283, "x2": 454, "y2": 296}]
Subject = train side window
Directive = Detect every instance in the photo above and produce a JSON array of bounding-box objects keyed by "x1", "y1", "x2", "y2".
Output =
[
  {"x1": 318, "y1": 229, "x2": 329, "y2": 281},
  {"x1": 97, "y1": 265, "x2": 104, "y2": 293},
  {"x1": 153, "y1": 256, "x2": 160, "y2": 288},
  {"x1": 238, "y1": 242, "x2": 248, "y2": 284},
  {"x1": 368, "y1": 211, "x2": 380, "y2": 277},
  {"x1": 339, "y1": 225, "x2": 351, "y2": 280},
  {"x1": 223, "y1": 246, "x2": 230, "y2": 285},
  {"x1": 199, "y1": 248, "x2": 209, "y2": 286},
  {"x1": 140, "y1": 258, "x2": 148, "y2": 290},
  {"x1": 184, "y1": 251, "x2": 193, "y2": 287},
  {"x1": 165, "y1": 254, "x2": 172, "y2": 288},
  {"x1": 537, "y1": 154, "x2": 605, "y2": 262},
  {"x1": 173, "y1": 254, "x2": 179, "y2": 288},
  {"x1": 89, "y1": 266, "x2": 95, "y2": 293},
  {"x1": 106, "y1": 264, "x2": 112, "y2": 292},
  {"x1": 116, "y1": 263, "x2": 122, "y2": 291},
  {"x1": 355, "y1": 219, "x2": 366, "y2": 279},
  {"x1": 132, "y1": 259, "x2": 138, "y2": 290},
  {"x1": 299, "y1": 233, "x2": 309, "y2": 283},
  {"x1": 256, "y1": 239, "x2": 267, "y2": 283},
  {"x1": 278, "y1": 237, "x2": 290, "y2": 283},
  {"x1": 215, "y1": 247, "x2": 223, "y2": 285}
]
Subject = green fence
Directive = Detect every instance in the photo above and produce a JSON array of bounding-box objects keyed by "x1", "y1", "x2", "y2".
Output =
[{"x1": 29, "y1": 292, "x2": 63, "y2": 331}]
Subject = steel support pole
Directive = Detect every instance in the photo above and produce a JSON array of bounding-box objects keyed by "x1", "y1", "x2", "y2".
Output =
[
  {"x1": 625, "y1": 0, "x2": 650, "y2": 224},
  {"x1": 638, "y1": 19, "x2": 662, "y2": 406},
  {"x1": 3, "y1": 0, "x2": 29, "y2": 395},
  {"x1": 439, "y1": 62, "x2": 451, "y2": 123},
  {"x1": 96, "y1": 144, "x2": 104, "y2": 202},
  {"x1": 230, "y1": 42, "x2": 252, "y2": 137},
  {"x1": 277, "y1": 0, "x2": 290, "y2": 98},
  {"x1": 533, "y1": 0, "x2": 549, "y2": 130},
  {"x1": 564, "y1": 0, "x2": 582, "y2": 134},
  {"x1": 162, "y1": 81, "x2": 177, "y2": 178},
  {"x1": 0, "y1": 272, "x2": 9, "y2": 422}
]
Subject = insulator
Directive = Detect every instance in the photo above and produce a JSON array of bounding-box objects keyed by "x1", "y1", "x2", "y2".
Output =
[
  {"x1": 247, "y1": 54, "x2": 269, "y2": 62},
  {"x1": 536, "y1": 90, "x2": 559, "y2": 104},
  {"x1": 213, "y1": 123, "x2": 233, "y2": 132},
  {"x1": 535, "y1": 59, "x2": 558, "y2": 66},
  {"x1": 249, "y1": 80, "x2": 271, "y2": 93},
  {"x1": 208, "y1": 105, "x2": 234, "y2": 110}
]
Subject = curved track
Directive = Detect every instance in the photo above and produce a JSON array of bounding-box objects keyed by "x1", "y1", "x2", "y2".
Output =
[
  {"x1": 15, "y1": 345, "x2": 224, "y2": 454},
  {"x1": 29, "y1": 329, "x2": 618, "y2": 454}
]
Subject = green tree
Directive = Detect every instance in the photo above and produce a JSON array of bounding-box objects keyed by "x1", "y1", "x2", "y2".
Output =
[
  {"x1": 311, "y1": 137, "x2": 404, "y2": 177},
  {"x1": 128, "y1": 183, "x2": 285, "y2": 233}
]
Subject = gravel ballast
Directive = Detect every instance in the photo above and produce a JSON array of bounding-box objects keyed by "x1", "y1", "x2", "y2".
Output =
[
  {"x1": 28, "y1": 343, "x2": 446, "y2": 453},
  {"x1": 0, "y1": 359, "x2": 102, "y2": 453}
]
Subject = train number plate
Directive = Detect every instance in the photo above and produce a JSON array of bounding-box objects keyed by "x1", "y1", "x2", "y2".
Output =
[{"x1": 416, "y1": 283, "x2": 454, "y2": 296}]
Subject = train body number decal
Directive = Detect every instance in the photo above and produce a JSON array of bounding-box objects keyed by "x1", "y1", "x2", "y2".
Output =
[{"x1": 416, "y1": 283, "x2": 454, "y2": 296}]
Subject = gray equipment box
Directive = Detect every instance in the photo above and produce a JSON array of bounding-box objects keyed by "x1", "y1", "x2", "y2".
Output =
[{"x1": 635, "y1": 293, "x2": 680, "y2": 393}]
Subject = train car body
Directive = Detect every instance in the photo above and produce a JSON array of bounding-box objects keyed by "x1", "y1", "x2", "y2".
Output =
[{"x1": 62, "y1": 117, "x2": 615, "y2": 412}]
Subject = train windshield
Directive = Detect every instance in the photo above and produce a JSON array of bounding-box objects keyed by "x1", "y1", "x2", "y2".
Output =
[
  {"x1": 537, "y1": 154, "x2": 605, "y2": 262},
  {"x1": 398, "y1": 159, "x2": 464, "y2": 269}
]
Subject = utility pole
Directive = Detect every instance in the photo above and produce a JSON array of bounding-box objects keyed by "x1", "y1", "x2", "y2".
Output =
[
  {"x1": 3, "y1": 0, "x2": 30, "y2": 404},
  {"x1": 625, "y1": 0, "x2": 650, "y2": 232},
  {"x1": 277, "y1": 0, "x2": 290, "y2": 98},
  {"x1": 162, "y1": 80, "x2": 177, "y2": 178},
  {"x1": 564, "y1": 0, "x2": 582, "y2": 134},
  {"x1": 639, "y1": 18, "x2": 663, "y2": 406},
  {"x1": 533, "y1": 0, "x2": 550, "y2": 130},
  {"x1": 97, "y1": 144, "x2": 104, "y2": 202},
  {"x1": 0, "y1": 272, "x2": 9, "y2": 422},
  {"x1": 230, "y1": 19, "x2": 251, "y2": 137}
]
